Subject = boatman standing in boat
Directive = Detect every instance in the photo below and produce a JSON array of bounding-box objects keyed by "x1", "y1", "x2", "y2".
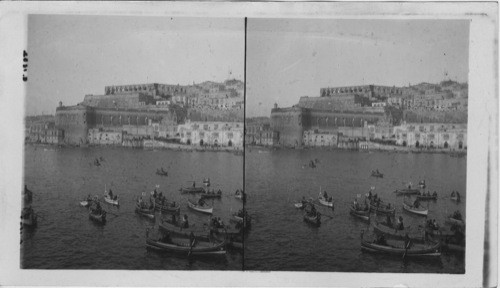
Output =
[{"x1": 397, "y1": 216, "x2": 404, "y2": 230}]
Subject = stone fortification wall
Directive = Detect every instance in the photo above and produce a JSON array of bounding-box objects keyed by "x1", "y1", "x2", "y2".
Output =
[
  {"x1": 104, "y1": 83, "x2": 189, "y2": 97},
  {"x1": 187, "y1": 108, "x2": 243, "y2": 122},
  {"x1": 306, "y1": 109, "x2": 385, "y2": 131},
  {"x1": 82, "y1": 93, "x2": 156, "y2": 109},
  {"x1": 403, "y1": 110, "x2": 468, "y2": 124},
  {"x1": 320, "y1": 85, "x2": 404, "y2": 98},
  {"x1": 298, "y1": 95, "x2": 356, "y2": 110},
  {"x1": 92, "y1": 108, "x2": 177, "y2": 128},
  {"x1": 55, "y1": 105, "x2": 94, "y2": 145},
  {"x1": 270, "y1": 107, "x2": 305, "y2": 147}
]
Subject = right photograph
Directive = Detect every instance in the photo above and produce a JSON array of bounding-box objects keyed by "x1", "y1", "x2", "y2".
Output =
[{"x1": 244, "y1": 19, "x2": 468, "y2": 272}]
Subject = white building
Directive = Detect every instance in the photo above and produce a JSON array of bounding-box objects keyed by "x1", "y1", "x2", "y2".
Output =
[
  {"x1": 394, "y1": 122, "x2": 467, "y2": 149},
  {"x1": 178, "y1": 121, "x2": 243, "y2": 147}
]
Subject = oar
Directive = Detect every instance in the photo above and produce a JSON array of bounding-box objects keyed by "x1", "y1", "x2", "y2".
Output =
[{"x1": 402, "y1": 239, "x2": 412, "y2": 260}]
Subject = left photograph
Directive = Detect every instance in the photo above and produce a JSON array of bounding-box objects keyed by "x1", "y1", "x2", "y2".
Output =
[{"x1": 22, "y1": 15, "x2": 245, "y2": 270}]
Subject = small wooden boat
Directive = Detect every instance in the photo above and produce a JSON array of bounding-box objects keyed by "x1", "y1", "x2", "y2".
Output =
[
  {"x1": 159, "y1": 219, "x2": 210, "y2": 238},
  {"x1": 361, "y1": 234, "x2": 441, "y2": 258},
  {"x1": 318, "y1": 195, "x2": 333, "y2": 207},
  {"x1": 394, "y1": 189, "x2": 421, "y2": 196},
  {"x1": 21, "y1": 208, "x2": 37, "y2": 227},
  {"x1": 349, "y1": 205, "x2": 370, "y2": 222},
  {"x1": 416, "y1": 194, "x2": 437, "y2": 201},
  {"x1": 201, "y1": 191, "x2": 222, "y2": 199},
  {"x1": 369, "y1": 202, "x2": 395, "y2": 215},
  {"x1": 445, "y1": 217, "x2": 465, "y2": 227},
  {"x1": 450, "y1": 193, "x2": 462, "y2": 202},
  {"x1": 373, "y1": 222, "x2": 423, "y2": 241},
  {"x1": 89, "y1": 209, "x2": 106, "y2": 224},
  {"x1": 403, "y1": 203, "x2": 428, "y2": 216},
  {"x1": 104, "y1": 195, "x2": 119, "y2": 206},
  {"x1": 371, "y1": 171, "x2": 384, "y2": 178},
  {"x1": 146, "y1": 231, "x2": 226, "y2": 256},
  {"x1": 187, "y1": 199, "x2": 213, "y2": 214},
  {"x1": 180, "y1": 187, "x2": 205, "y2": 194},
  {"x1": 23, "y1": 186, "x2": 33, "y2": 204},
  {"x1": 156, "y1": 169, "x2": 168, "y2": 176},
  {"x1": 303, "y1": 213, "x2": 321, "y2": 226},
  {"x1": 153, "y1": 198, "x2": 181, "y2": 214},
  {"x1": 135, "y1": 204, "x2": 155, "y2": 220},
  {"x1": 235, "y1": 190, "x2": 245, "y2": 200},
  {"x1": 231, "y1": 211, "x2": 252, "y2": 230},
  {"x1": 294, "y1": 202, "x2": 305, "y2": 209}
]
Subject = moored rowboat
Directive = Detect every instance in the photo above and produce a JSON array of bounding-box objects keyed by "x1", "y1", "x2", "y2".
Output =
[
  {"x1": 303, "y1": 213, "x2": 321, "y2": 226},
  {"x1": 445, "y1": 217, "x2": 465, "y2": 227},
  {"x1": 416, "y1": 194, "x2": 437, "y2": 201},
  {"x1": 369, "y1": 202, "x2": 395, "y2": 215},
  {"x1": 187, "y1": 200, "x2": 213, "y2": 214},
  {"x1": 361, "y1": 237, "x2": 441, "y2": 258},
  {"x1": 104, "y1": 195, "x2": 119, "y2": 206},
  {"x1": 373, "y1": 222, "x2": 423, "y2": 241},
  {"x1": 89, "y1": 210, "x2": 106, "y2": 224},
  {"x1": 318, "y1": 196, "x2": 333, "y2": 207},
  {"x1": 180, "y1": 187, "x2": 205, "y2": 194},
  {"x1": 349, "y1": 205, "x2": 370, "y2": 222},
  {"x1": 135, "y1": 204, "x2": 155, "y2": 220},
  {"x1": 394, "y1": 189, "x2": 421, "y2": 196},
  {"x1": 402, "y1": 203, "x2": 428, "y2": 216},
  {"x1": 146, "y1": 233, "x2": 226, "y2": 256},
  {"x1": 153, "y1": 198, "x2": 181, "y2": 214}
]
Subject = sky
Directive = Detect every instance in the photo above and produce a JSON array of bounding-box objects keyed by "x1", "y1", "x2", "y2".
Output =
[
  {"x1": 246, "y1": 19, "x2": 470, "y2": 117},
  {"x1": 27, "y1": 15, "x2": 244, "y2": 116}
]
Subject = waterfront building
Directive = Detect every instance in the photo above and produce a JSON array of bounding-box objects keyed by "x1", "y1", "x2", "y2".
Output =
[
  {"x1": 270, "y1": 82, "x2": 468, "y2": 149},
  {"x1": 178, "y1": 121, "x2": 243, "y2": 148},
  {"x1": 245, "y1": 121, "x2": 277, "y2": 146},
  {"x1": 394, "y1": 122, "x2": 467, "y2": 149},
  {"x1": 27, "y1": 121, "x2": 64, "y2": 144},
  {"x1": 88, "y1": 129, "x2": 122, "y2": 145},
  {"x1": 303, "y1": 130, "x2": 338, "y2": 147}
]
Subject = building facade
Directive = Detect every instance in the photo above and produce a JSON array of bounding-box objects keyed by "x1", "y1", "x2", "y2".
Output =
[
  {"x1": 178, "y1": 121, "x2": 243, "y2": 147},
  {"x1": 394, "y1": 122, "x2": 467, "y2": 149}
]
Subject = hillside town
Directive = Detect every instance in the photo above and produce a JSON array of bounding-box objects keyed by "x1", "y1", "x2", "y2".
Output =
[
  {"x1": 246, "y1": 80, "x2": 467, "y2": 153},
  {"x1": 25, "y1": 79, "x2": 244, "y2": 150}
]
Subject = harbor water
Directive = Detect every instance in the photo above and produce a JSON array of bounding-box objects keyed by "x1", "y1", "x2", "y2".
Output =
[
  {"x1": 22, "y1": 145, "x2": 243, "y2": 270},
  {"x1": 244, "y1": 148, "x2": 466, "y2": 272}
]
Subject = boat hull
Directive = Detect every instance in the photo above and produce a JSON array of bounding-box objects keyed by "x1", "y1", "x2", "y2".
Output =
[
  {"x1": 403, "y1": 203, "x2": 428, "y2": 216},
  {"x1": 416, "y1": 195, "x2": 437, "y2": 201},
  {"x1": 187, "y1": 200, "x2": 213, "y2": 214},
  {"x1": 394, "y1": 189, "x2": 421, "y2": 196},
  {"x1": 135, "y1": 205, "x2": 155, "y2": 220},
  {"x1": 104, "y1": 195, "x2": 119, "y2": 206},
  {"x1": 180, "y1": 187, "x2": 205, "y2": 194},
  {"x1": 369, "y1": 203, "x2": 395, "y2": 215},
  {"x1": 154, "y1": 200, "x2": 181, "y2": 213},
  {"x1": 349, "y1": 206, "x2": 370, "y2": 222},
  {"x1": 89, "y1": 212, "x2": 106, "y2": 224},
  {"x1": 303, "y1": 214, "x2": 321, "y2": 226},
  {"x1": 318, "y1": 196, "x2": 333, "y2": 207},
  {"x1": 146, "y1": 238, "x2": 226, "y2": 256},
  {"x1": 361, "y1": 241, "x2": 441, "y2": 258},
  {"x1": 373, "y1": 222, "x2": 424, "y2": 242}
]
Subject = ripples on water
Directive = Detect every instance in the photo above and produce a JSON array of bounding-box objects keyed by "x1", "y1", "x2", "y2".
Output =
[
  {"x1": 22, "y1": 145, "x2": 243, "y2": 270},
  {"x1": 244, "y1": 149, "x2": 466, "y2": 273}
]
